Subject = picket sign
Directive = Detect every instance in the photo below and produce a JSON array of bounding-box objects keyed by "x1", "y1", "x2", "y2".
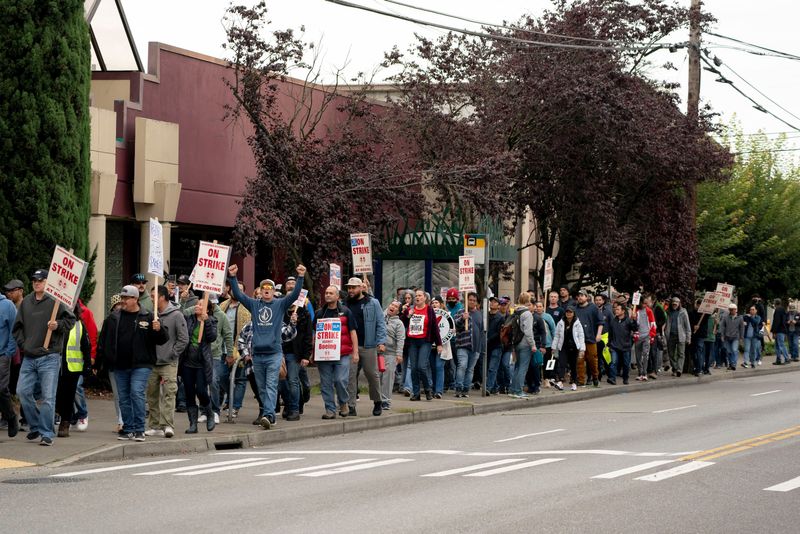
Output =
[
  {"x1": 632, "y1": 291, "x2": 641, "y2": 307},
  {"x1": 195, "y1": 240, "x2": 230, "y2": 342},
  {"x1": 350, "y1": 233, "x2": 372, "y2": 275},
  {"x1": 148, "y1": 217, "x2": 163, "y2": 321},
  {"x1": 314, "y1": 318, "x2": 342, "y2": 361},
  {"x1": 329, "y1": 263, "x2": 342, "y2": 291},
  {"x1": 43, "y1": 247, "x2": 87, "y2": 350},
  {"x1": 459, "y1": 255, "x2": 476, "y2": 330},
  {"x1": 715, "y1": 283, "x2": 735, "y2": 308},
  {"x1": 543, "y1": 258, "x2": 554, "y2": 293}
]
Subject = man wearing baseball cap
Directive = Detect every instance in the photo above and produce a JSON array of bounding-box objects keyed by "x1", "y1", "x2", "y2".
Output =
[
  {"x1": 719, "y1": 302, "x2": 744, "y2": 370},
  {"x1": 130, "y1": 273, "x2": 153, "y2": 312},
  {"x1": 345, "y1": 276, "x2": 387, "y2": 416},
  {"x1": 13, "y1": 269, "x2": 76, "y2": 445}
]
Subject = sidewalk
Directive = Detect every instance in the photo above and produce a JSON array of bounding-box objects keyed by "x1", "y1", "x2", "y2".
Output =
[{"x1": 1, "y1": 364, "x2": 797, "y2": 468}]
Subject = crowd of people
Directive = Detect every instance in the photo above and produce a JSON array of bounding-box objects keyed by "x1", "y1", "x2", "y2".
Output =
[{"x1": 1, "y1": 262, "x2": 796, "y2": 445}]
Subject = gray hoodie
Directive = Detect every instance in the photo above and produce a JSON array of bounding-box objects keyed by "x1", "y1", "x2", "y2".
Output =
[
  {"x1": 384, "y1": 312, "x2": 406, "y2": 358},
  {"x1": 155, "y1": 303, "x2": 189, "y2": 365}
]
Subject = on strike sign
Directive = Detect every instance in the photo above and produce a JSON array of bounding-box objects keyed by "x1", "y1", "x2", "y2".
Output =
[
  {"x1": 350, "y1": 233, "x2": 372, "y2": 274},
  {"x1": 45, "y1": 246, "x2": 87, "y2": 309},
  {"x1": 698, "y1": 291, "x2": 722, "y2": 314},
  {"x1": 193, "y1": 241, "x2": 231, "y2": 294},
  {"x1": 459, "y1": 255, "x2": 476, "y2": 292},
  {"x1": 314, "y1": 318, "x2": 342, "y2": 361},
  {"x1": 329, "y1": 263, "x2": 342, "y2": 290},
  {"x1": 716, "y1": 283, "x2": 735, "y2": 308}
]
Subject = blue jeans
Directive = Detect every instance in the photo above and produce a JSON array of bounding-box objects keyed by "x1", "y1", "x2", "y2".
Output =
[
  {"x1": 723, "y1": 339, "x2": 739, "y2": 367},
  {"x1": 693, "y1": 338, "x2": 706, "y2": 373},
  {"x1": 434, "y1": 355, "x2": 445, "y2": 395},
  {"x1": 318, "y1": 355, "x2": 350, "y2": 413},
  {"x1": 743, "y1": 337, "x2": 760, "y2": 365},
  {"x1": 281, "y1": 353, "x2": 301, "y2": 413},
  {"x1": 218, "y1": 360, "x2": 247, "y2": 410},
  {"x1": 210, "y1": 358, "x2": 221, "y2": 414},
  {"x1": 511, "y1": 344, "x2": 532, "y2": 395},
  {"x1": 788, "y1": 332, "x2": 799, "y2": 359},
  {"x1": 252, "y1": 353, "x2": 282, "y2": 420},
  {"x1": 608, "y1": 348, "x2": 630, "y2": 382},
  {"x1": 73, "y1": 374, "x2": 88, "y2": 421},
  {"x1": 455, "y1": 348, "x2": 480, "y2": 392},
  {"x1": 775, "y1": 333, "x2": 789, "y2": 363},
  {"x1": 408, "y1": 339, "x2": 432, "y2": 395},
  {"x1": 486, "y1": 347, "x2": 503, "y2": 392},
  {"x1": 114, "y1": 367, "x2": 153, "y2": 433},
  {"x1": 18, "y1": 353, "x2": 61, "y2": 439}
]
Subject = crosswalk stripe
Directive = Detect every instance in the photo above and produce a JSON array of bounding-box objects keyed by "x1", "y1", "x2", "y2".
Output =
[
  {"x1": 422, "y1": 459, "x2": 523, "y2": 477},
  {"x1": 463, "y1": 458, "x2": 563, "y2": 477},
  {"x1": 299, "y1": 458, "x2": 413, "y2": 477},
  {"x1": 592, "y1": 460, "x2": 675, "y2": 479},
  {"x1": 174, "y1": 458, "x2": 301, "y2": 476},
  {"x1": 52, "y1": 459, "x2": 188, "y2": 477},
  {"x1": 764, "y1": 475, "x2": 800, "y2": 492},
  {"x1": 634, "y1": 461, "x2": 713, "y2": 482},
  {"x1": 256, "y1": 459, "x2": 376, "y2": 476},
  {"x1": 134, "y1": 458, "x2": 262, "y2": 476}
]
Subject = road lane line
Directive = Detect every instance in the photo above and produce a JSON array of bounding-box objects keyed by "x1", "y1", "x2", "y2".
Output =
[
  {"x1": 256, "y1": 459, "x2": 375, "y2": 476},
  {"x1": 494, "y1": 429, "x2": 565, "y2": 443},
  {"x1": 765, "y1": 475, "x2": 800, "y2": 492},
  {"x1": 634, "y1": 461, "x2": 713, "y2": 482},
  {"x1": 134, "y1": 458, "x2": 261, "y2": 475},
  {"x1": 52, "y1": 459, "x2": 188, "y2": 477},
  {"x1": 751, "y1": 390, "x2": 782, "y2": 397},
  {"x1": 681, "y1": 425, "x2": 800, "y2": 461},
  {"x1": 175, "y1": 458, "x2": 301, "y2": 476},
  {"x1": 592, "y1": 460, "x2": 675, "y2": 479},
  {"x1": 300, "y1": 458, "x2": 413, "y2": 477},
  {"x1": 652, "y1": 405, "x2": 697, "y2": 414},
  {"x1": 464, "y1": 458, "x2": 563, "y2": 477},
  {"x1": 215, "y1": 450, "x2": 461, "y2": 456},
  {"x1": 469, "y1": 449, "x2": 631, "y2": 456},
  {"x1": 422, "y1": 459, "x2": 523, "y2": 477}
]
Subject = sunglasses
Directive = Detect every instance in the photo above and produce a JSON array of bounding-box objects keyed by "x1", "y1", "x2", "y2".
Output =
[{"x1": 261, "y1": 284, "x2": 274, "y2": 291}]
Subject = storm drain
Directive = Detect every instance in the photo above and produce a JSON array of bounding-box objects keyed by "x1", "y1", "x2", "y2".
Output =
[
  {"x1": 3, "y1": 477, "x2": 86, "y2": 484},
  {"x1": 213, "y1": 441, "x2": 244, "y2": 451}
]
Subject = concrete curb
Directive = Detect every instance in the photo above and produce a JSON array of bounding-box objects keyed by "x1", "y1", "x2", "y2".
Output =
[{"x1": 53, "y1": 364, "x2": 800, "y2": 466}]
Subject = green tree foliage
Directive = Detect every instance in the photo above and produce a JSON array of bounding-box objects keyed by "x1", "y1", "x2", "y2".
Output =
[
  {"x1": 0, "y1": 0, "x2": 91, "y2": 296},
  {"x1": 697, "y1": 128, "x2": 800, "y2": 299}
]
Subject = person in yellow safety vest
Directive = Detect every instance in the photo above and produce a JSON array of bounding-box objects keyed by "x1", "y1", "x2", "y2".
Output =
[{"x1": 56, "y1": 302, "x2": 92, "y2": 438}]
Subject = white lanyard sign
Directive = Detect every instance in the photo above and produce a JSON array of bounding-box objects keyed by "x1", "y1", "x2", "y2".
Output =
[
  {"x1": 409, "y1": 311, "x2": 426, "y2": 336},
  {"x1": 314, "y1": 318, "x2": 342, "y2": 361}
]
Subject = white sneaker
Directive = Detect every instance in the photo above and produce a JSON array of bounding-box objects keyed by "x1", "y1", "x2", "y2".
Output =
[
  {"x1": 570, "y1": 383, "x2": 577, "y2": 391},
  {"x1": 144, "y1": 428, "x2": 165, "y2": 437},
  {"x1": 198, "y1": 413, "x2": 207, "y2": 422},
  {"x1": 76, "y1": 417, "x2": 88, "y2": 432},
  {"x1": 214, "y1": 413, "x2": 219, "y2": 424},
  {"x1": 164, "y1": 426, "x2": 174, "y2": 438}
]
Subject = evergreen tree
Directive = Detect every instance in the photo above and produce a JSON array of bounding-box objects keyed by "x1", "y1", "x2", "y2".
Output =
[{"x1": 0, "y1": 0, "x2": 91, "y2": 296}]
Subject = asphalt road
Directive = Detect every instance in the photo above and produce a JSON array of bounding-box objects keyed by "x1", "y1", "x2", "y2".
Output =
[{"x1": 3, "y1": 371, "x2": 799, "y2": 534}]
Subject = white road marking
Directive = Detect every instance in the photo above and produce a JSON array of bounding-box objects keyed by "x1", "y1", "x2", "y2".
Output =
[
  {"x1": 52, "y1": 459, "x2": 187, "y2": 477},
  {"x1": 652, "y1": 405, "x2": 697, "y2": 414},
  {"x1": 670, "y1": 451, "x2": 701, "y2": 456},
  {"x1": 634, "y1": 461, "x2": 714, "y2": 482},
  {"x1": 134, "y1": 458, "x2": 260, "y2": 476},
  {"x1": 421, "y1": 459, "x2": 523, "y2": 477},
  {"x1": 464, "y1": 458, "x2": 563, "y2": 477},
  {"x1": 256, "y1": 459, "x2": 375, "y2": 476},
  {"x1": 494, "y1": 429, "x2": 566, "y2": 443},
  {"x1": 215, "y1": 450, "x2": 461, "y2": 456},
  {"x1": 764, "y1": 475, "x2": 800, "y2": 492},
  {"x1": 592, "y1": 460, "x2": 675, "y2": 479},
  {"x1": 751, "y1": 390, "x2": 782, "y2": 397},
  {"x1": 217, "y1": 449, "x2": 685, "y2": 459},
  {"x1": 468, "y1": 450, "x2": 631, "y2": 457},
  {"x1": 175, "y1": 458, "x2": 301, "y2": 476},
  {"x1": 299, "y1": 458, "x2": 413, "y2": 477}
]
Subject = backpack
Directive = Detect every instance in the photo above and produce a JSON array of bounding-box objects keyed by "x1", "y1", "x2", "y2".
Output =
[{"x1": 500, "y1": 312, "x2": 524, "y2": 347}]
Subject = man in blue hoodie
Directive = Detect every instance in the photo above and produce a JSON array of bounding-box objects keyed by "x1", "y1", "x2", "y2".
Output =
[
  {"x1": 0, "y1": 289, "x2": 19, "y2": 437},
  {"x1": 227, "y1": 263, "x2": 305, "y2": 429}
]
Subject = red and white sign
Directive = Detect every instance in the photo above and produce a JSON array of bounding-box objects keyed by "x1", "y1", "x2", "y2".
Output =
[
  {"x1": 314, "y1": 318, "x2": 342, "y2": 361},
  {"x1": 459, "y1": 255, "x2": 476, "y2": 292},
  {"x1": 632, "y1": 291, "x2": 641, "y2": 307},
  {"x1": 350, "y1": 233, "x2": 372, "y2": 274},
  {"x1": 329, "y1": 263, "x2": 342, "y2": 290},
  {"x1": 543, "y1": 258, "x2": 553, "y2": 293},
  {"x1": 715, "y1": 283, "x2": 735, "y2": 308},
  {"x1": 698, "y1": 291, "x2": 723, "y2": 314},
  {"x1": 193, "y1": 241, "x2": 231, "y2": 294},
  {"x1": 293, "y1": 289, "x2": 309, "y2": 308},
  {"x1": 45, "y1": 246, "x2": 87, "y2": 309}
]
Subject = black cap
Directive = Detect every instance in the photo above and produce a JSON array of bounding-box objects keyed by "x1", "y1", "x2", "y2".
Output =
[
  {"x1": 31, "y1": 269, "x2": 47, "y2": 281},
  {"x1": 566, "y1": 305, "x2": 577, "y2": 313},
  {"x1": 177, "y1": 275, "x2": 191, "y2": 285},
  {"x1": 285, "y1": 276, "x2": 296, "y2": 283},
  {"x1": 131, "y1": 273, "x2": 146, "y2": 283},
  {"x1": 3, "y1": 279, "x2": 23, "y2": 291}
]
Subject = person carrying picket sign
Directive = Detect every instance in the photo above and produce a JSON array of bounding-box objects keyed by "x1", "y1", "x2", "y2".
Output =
[{"x1": 551, "y1": 306, "x2": 586, "y2": 391}]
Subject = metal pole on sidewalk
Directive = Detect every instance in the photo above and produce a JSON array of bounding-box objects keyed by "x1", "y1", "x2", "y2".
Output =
[{"x1": 482, "y1": 233, "x2": 490, "y2": 397}]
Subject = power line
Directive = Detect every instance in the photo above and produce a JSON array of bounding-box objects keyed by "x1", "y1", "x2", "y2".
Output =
[
  {"x1": 705, "y1": 42, "x2": 800, "y2": 62},
  {"x1": 732, "y1": 147, "x2": 800, "y2": 155},
  {"x1": 381, "y1": 0, "x2": 633, "y2": 46},
  {"x1": 324, "y1": 0, "x2": 685, "y2": 53},
  {"x1": 706, "y1": 31, "x2": 800, "y2": 61}
]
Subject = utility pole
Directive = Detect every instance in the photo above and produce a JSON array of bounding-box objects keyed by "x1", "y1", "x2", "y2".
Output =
[{"x1": 687, "y1": 0, "x2": 702, "y2": 122}]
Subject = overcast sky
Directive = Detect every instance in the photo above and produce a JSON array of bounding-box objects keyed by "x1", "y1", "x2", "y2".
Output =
[{"x1": 121, "y1": 0, "x2": 800, "y2": 158}]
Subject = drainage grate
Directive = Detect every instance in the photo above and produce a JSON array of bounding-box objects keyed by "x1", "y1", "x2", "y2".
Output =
[
  {"x1": 3, "y1": 477, "x2": 86, "y2": 484},
  {"x1": 213, "y1": 441, "x2": 244, "y2": 451}
]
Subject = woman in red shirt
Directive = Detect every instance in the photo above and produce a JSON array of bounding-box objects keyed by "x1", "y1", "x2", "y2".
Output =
[{"x1": 403, "y1": 290, "x2": 443, "y2": 401}]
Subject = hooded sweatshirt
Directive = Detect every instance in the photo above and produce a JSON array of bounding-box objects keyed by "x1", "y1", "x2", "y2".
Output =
[
  {"x1": 0, "y1": 294, "x2": 17, "y2": 356},
  {"x1": 14, "y1": 293, "x2": 75, "y2": 358},
  {"x1": 154, "y1": 303, "x2": 189, "y2": 365}
]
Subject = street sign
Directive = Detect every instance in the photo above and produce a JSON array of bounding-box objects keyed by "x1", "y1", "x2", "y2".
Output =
[
  {"x1": 458, "y1": 255, "x2": 476, "y2": 292},
  {"x1": 463, "y1": 234, "x2": 486, "y2": 265},
  {"x1": 350, "y1": 233, "x2": 372, "y2": 274},
  {"x1": 193, "y1": 241, "x2": 231, "y2": 294}
]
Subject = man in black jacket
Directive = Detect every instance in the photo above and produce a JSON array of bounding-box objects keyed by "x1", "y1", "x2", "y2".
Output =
[
  {"x1": 280, "y1": 300, "x2": 312, "y2": 421},
  {"x1": 97, "y1": 285, "x2": 167, "y2": 442}
]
